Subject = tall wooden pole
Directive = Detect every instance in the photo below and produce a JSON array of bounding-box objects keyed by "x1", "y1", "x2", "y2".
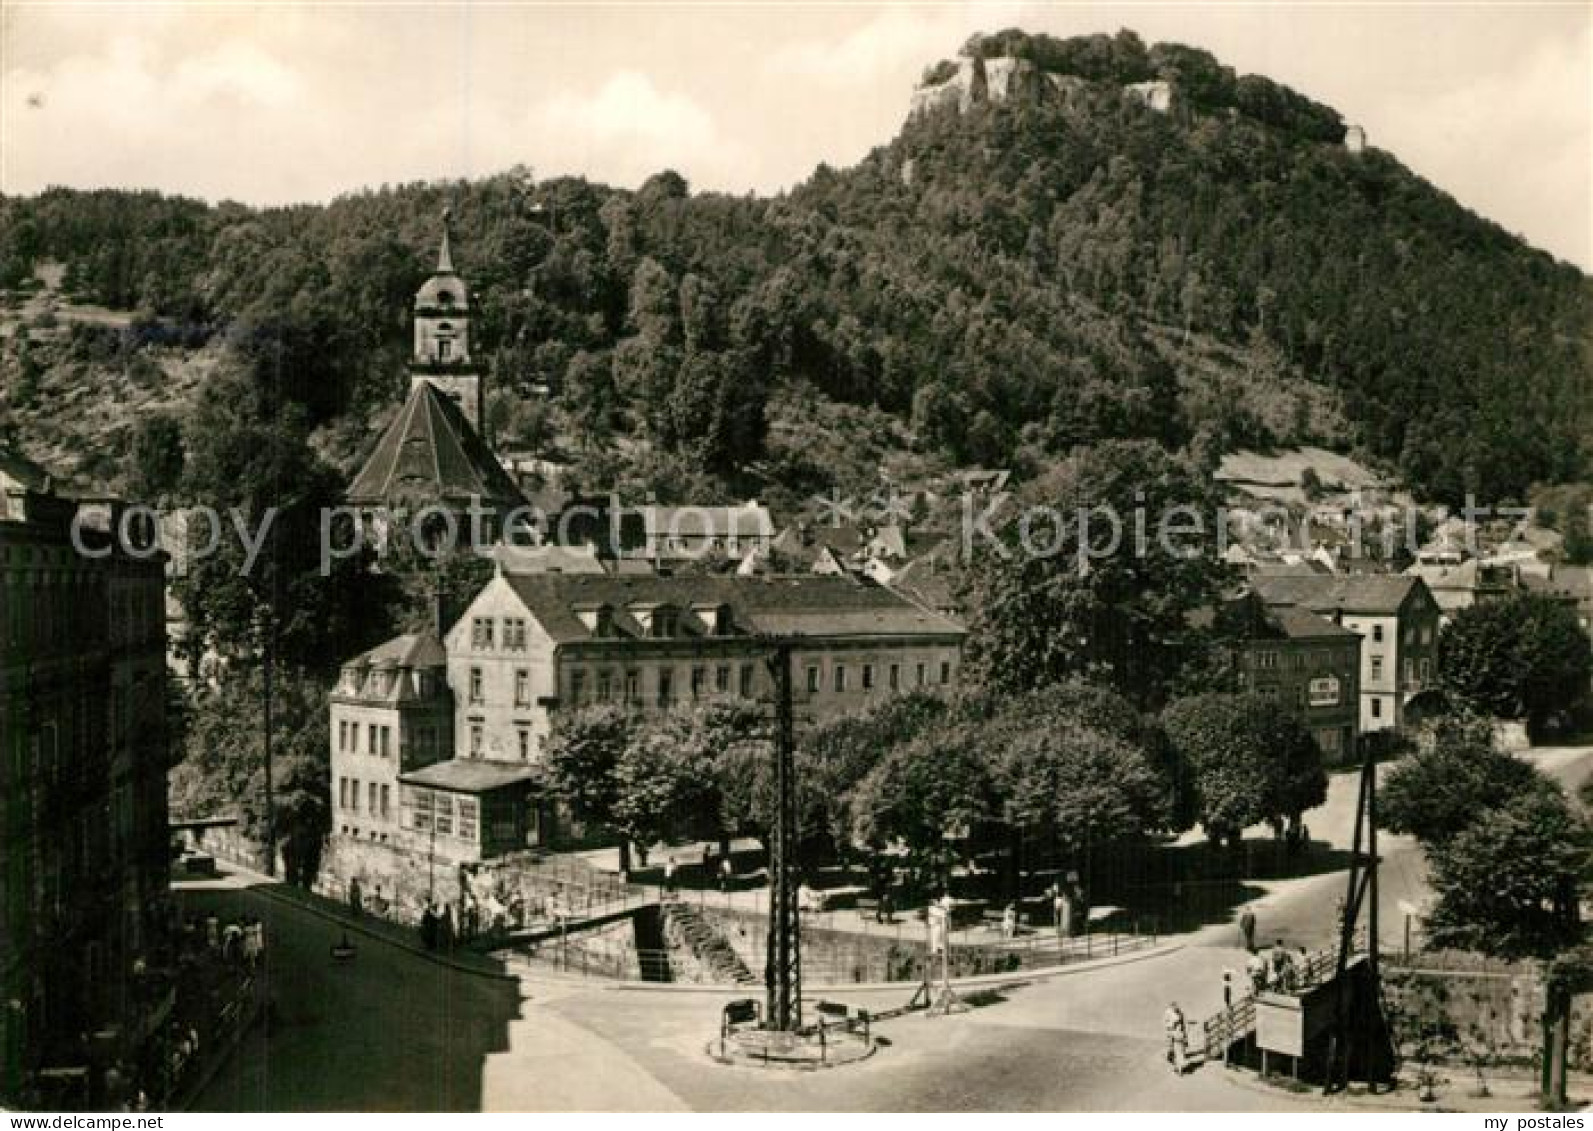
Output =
[{"x1": 764, "y1": 638, "x2": 801, "y2": 1032}]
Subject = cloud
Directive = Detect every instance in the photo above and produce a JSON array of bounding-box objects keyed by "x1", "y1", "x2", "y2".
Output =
[{"x1": 528, "y1": 71, "x2": 748, "y2": 191}]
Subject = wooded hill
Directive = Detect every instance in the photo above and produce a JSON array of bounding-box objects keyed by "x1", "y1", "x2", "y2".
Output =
[{"x1": 1, "y1": 28, "x2": 1587, "y2": 509}]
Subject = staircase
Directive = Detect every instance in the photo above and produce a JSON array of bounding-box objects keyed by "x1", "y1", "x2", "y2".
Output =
[
  {"x1": 661, "y1": 902, "x2": 758, "y2": 986},
  {"x1": 1200, "y1": 947, "x2": 1341, "y2": 1060}
]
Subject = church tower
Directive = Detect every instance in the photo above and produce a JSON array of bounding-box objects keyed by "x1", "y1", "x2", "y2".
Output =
[{"x1": 410, "y1": 210, "x2": 484, "y2": 434}]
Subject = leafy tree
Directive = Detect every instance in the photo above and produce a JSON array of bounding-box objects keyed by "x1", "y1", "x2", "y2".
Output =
[
  {"x1": 797, "y1": 691, "x2": 949, "y2": 858},
  {"x1": 543, "y1": 705, "x2": 636, "y2": 872},
  {"x1": 849, "y1": 722, "x2": 998, "y2": 891},
  {"x1": 169, "y1": 667, "x2": 330, "y2": 885},
  {"x1": 1425, "y1": 787, "x2": 1590, "y2": 960},
  {"x1": 127, "y1": 411, "x2": 185, "y2": 501},
  {"x1": 961, "y1": 440, "x2": 1231, "y2": 705},
  {"x1": 1381, "y1": 713, "x2": 1549, "y2": 846},
  {"x1": 1161, "y1": 691, "x2": 1325, "y2": 849},
  {"x1": 1439, "y1": 594, "x2": 1592, "y2": 730}
]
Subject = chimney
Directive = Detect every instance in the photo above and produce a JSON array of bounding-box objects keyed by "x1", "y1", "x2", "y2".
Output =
[{"x1": 433, "y1": 581, "x2": 449, "y2": 638}]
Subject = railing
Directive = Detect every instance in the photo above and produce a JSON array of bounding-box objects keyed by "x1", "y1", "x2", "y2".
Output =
[
  {"x1": 1200, "y1": 947, "x2": 1341, "y2": 1060},
  {"x1": 510, "y1": 924, "x2": 1160, "y2": 986}
]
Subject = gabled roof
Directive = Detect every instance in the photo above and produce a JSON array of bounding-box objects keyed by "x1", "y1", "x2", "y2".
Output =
[
  {"x1": 1253, "y1": 574, "x2": 1428, "y2": 616},
  {"x1": 347, "y1": 381, "x2": 524, "y2": 509},
  {"x1": 348, "y1": 632, "x2": 447, "y2": 670},
  {"x1": 498, "y1": 573, "x2": 965, "y2": 645},
  {"x1": 639, "y1": 502, "x2": 774, "y2": 540}
]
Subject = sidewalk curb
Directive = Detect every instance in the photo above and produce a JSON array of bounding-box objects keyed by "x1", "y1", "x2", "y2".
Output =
[{"x1": 590, "y1": 940, "x2": 1185, "y2": 996}]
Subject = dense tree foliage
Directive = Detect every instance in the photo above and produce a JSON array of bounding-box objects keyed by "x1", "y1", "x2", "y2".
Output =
[
  {"x1": 1380, "y1": 713, "x2": 1551, "y2": 845},
  {"x1": 1425, "y1": 788, "x2": 1590, "y2": 961},
  {"x1": 1161, "y1": 691, "x2": 1326, "y2": 848},
  {"x1": 4, "y1": 28, "x2": 1587, "y2": 506},
  {"x1": 169, "y1": 667, "x2": 330, "y2": 885},
  {"x1": 960, "y1": 440, "x2": 1231, "y2": 704},
  {"x1": 1438, "y1": 594, "x2": 1592, "y2": 728}
]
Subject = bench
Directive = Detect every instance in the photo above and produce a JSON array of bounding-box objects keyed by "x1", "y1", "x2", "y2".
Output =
[
  {"x1": 814, "y1": 999, "x2": 871, "y2": 1043},
  {"x1": 719, "y1": 998, "x2": 761, "y2": 1056}
]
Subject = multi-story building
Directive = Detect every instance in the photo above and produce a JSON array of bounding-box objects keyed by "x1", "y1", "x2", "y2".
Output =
[
  {"x1": 1202, "y1": 590, "x2": 1362, "y2": 763},
  {"x1": 1254, "y1": 574, "x2": 1441, "y2": 733},
  {"x1": 1, "y1": 457, "x2": 170, "y2": 1105},
  {"x1": 322, "y1": 567, "x2": 965, "y2": 905},
  {"x1": 445, "y1": 569, "x2": 966, "y2": 762},
  {"x1": 323, "y1": 626, "x2": 465, "y2": 901}
]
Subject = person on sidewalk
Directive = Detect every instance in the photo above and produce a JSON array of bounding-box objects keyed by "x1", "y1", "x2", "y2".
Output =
[
  {"x1": 1163, "y1": 1002, "x2": 1189, "y2": 1075},
  {"x1": 1001, "y1": 903, "x2": 1018, "y2": 941},
  {"x1": 1222, "y1": 969, "x2": 1235, "y2": 1009},
  {"x1": 663, "y1": 856, "x2": 677, "y2": 898},
  {"x1": 1239, "y1": 906, "x2": 1257, "y2": 953},
  {"x1": 719, "y1": 856, "x2": 733, "y2": 893}
]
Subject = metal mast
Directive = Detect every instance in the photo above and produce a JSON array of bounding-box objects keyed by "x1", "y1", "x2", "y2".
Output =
[
  {"x1": 763, "y1": 637, "x2": 802, "y2": 1031},
  {"x1": 1324, "y1": 737, "x2": 1383, "y2": 1093}
]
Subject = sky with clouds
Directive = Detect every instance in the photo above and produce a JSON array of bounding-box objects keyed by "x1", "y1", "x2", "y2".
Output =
[{"x1": 2, "y1": 2, "x2": 1588, "y2": 269}]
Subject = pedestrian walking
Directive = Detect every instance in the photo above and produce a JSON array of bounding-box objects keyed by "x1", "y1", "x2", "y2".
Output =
[
  {"x1": 1222, "y1": 969, "x2": 1235, "y2": 1009},
  {"x1": 1238, "y1": 906, "x2": 1257, "y2": 953},
  {"x1": 1001, "y1": 902, "x2": 1017, "y2": 941},
  {"x1": 663, "y1": 856, "x2": 677, "y2": 898},
  {"x1": 719, "y1": 856, "x2": 733, "y2": 893},
  {"x1": 1163, "y1": 1002, "x2": 1189, "y2": 1075},
  {"x1": 1052, "y1": 887, "x2": 1068, "y2": 939}
]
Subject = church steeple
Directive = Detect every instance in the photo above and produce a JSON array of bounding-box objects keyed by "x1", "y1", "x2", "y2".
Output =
[
  {"x1": 436, "y1": 208, "x2": 455, "y2": 274},
  {"x1": 410, "y1": 209, "x2": 484, "y2": 435}
]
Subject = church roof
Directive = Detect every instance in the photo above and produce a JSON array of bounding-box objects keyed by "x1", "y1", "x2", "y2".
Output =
[{"x1": 347, "y1": 381, "x2": 525, "y2": 510}]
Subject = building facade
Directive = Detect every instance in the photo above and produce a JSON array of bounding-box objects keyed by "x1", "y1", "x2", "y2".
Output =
[
  {"x1": 322, "y1": 568, "x2": 966, "y2": 909},
  {"x1": 1255, "y1": 575, "x2": 1441, "y2": 734},
  {"x1": 1206, "y1": 591, "x2": 1363, "y2": 764},
  {"x1": 1, "y1": 466, "x2": 170, "y2": 1105}
]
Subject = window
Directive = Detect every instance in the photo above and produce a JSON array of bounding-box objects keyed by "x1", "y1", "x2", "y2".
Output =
[
  {"x1": 889, "y1": 664, "x2": 901, "y2": 691},
  {"x1": 1256, "y1": 650, "x2": 1278, "y2": 670},
  {"x1": 470, "y1": 723, "x2": 483, "y2": 756},
  {"x1": 380, "y1": 784, "x2": 391, "y2": 819},
  {"x1": 438, "y1": 338, "x2": 452, "y2": 361},
  {"x1": 1370, "y1": 657, "x2": 1383, "y2": 681},
  {"x1": 570, "y1": 670, "x2": 586, "y2": 705},
  {"x1": 916, "y1": 663, "x2": 927, "y2": 687},
  {"x1": 716, "y1": 665, "x2": 731, "y2": 693},
  {"x1": 514, "y1": 669, "x2": 529, "y2": 707},
  {"x1": 504, "y1": 618, "x2": 528, "y2": 650},
  {"x1": 1419, "y1": 658, "x2": 1430, "y2": 681},
  {"x1": 657, "y1": 669, "x2": 674, "y2": 707},
  {"x1": 597, "y1": 670, "x2": 613, "y2": 702},
  {"x1": 833, "y1": 665, "x2": 847, "y2": 693},
  {"x1": 435, "y1": 794, "x2": 454, "y2": 837},
  {"x1": 350, "y1": 780, "x2": 359, "y2": 812},
  {"x1": 624, "y1": 670, "x2": 639, "y2": 704},
  {"x1": 806, "y1": 665, "x2": 820, "y2": 694},
  {"x1": 369, "y1": 782, "x2": 379, "y2": 815},
  {"x1": 412, "y1": 789, "x2": 433, "y2": 832},
  {"x1": 739, "y1": 665, "x2": 753, "y2": 698},
  {"x1": 380, "y1": 726, "x2": 391, "y2": 758},
  {"x1": 458, "y1": 798, "x2": 479, "y2": 843},
  {"x1": 691, "y1": 666, "x2": 706, "y2": 698},
  {"x1": 940, "y1": 661, "x2": 952, "y2": 685},
  {"x1": 1372, "y1": 625, "x2": 1384, "y2": 643},
  {"x1": 338, "y1": 720, "x2": 348, "y2": 751},
  {"x1": 517, "y1": 726, "x2": 531, "y2": 761},
  {"x1": 368, "y1": 725, "x2": 378, "y2": 755},
  {"x1": 470, "y1": 667, "x2": 484, "y2": 704},
  {"x1": 338, "y1": 778, "x2": 348, "y2": 809},
  {"x1": 471, "y1": 617, "x2": 495, "y2": 649}
]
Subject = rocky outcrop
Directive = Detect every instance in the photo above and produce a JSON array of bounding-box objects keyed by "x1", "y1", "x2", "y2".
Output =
[{"x1": 910, "y1": 54, "x2": 1049, "y2": 118}]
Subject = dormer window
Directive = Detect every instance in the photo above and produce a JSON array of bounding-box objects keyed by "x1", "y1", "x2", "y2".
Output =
[
  {"x1": 691, "y1": 603, "x2": 733, "y2": 636},
  {"x1": 574, "y1": 603, "x2": 615, "y2": 637}
]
